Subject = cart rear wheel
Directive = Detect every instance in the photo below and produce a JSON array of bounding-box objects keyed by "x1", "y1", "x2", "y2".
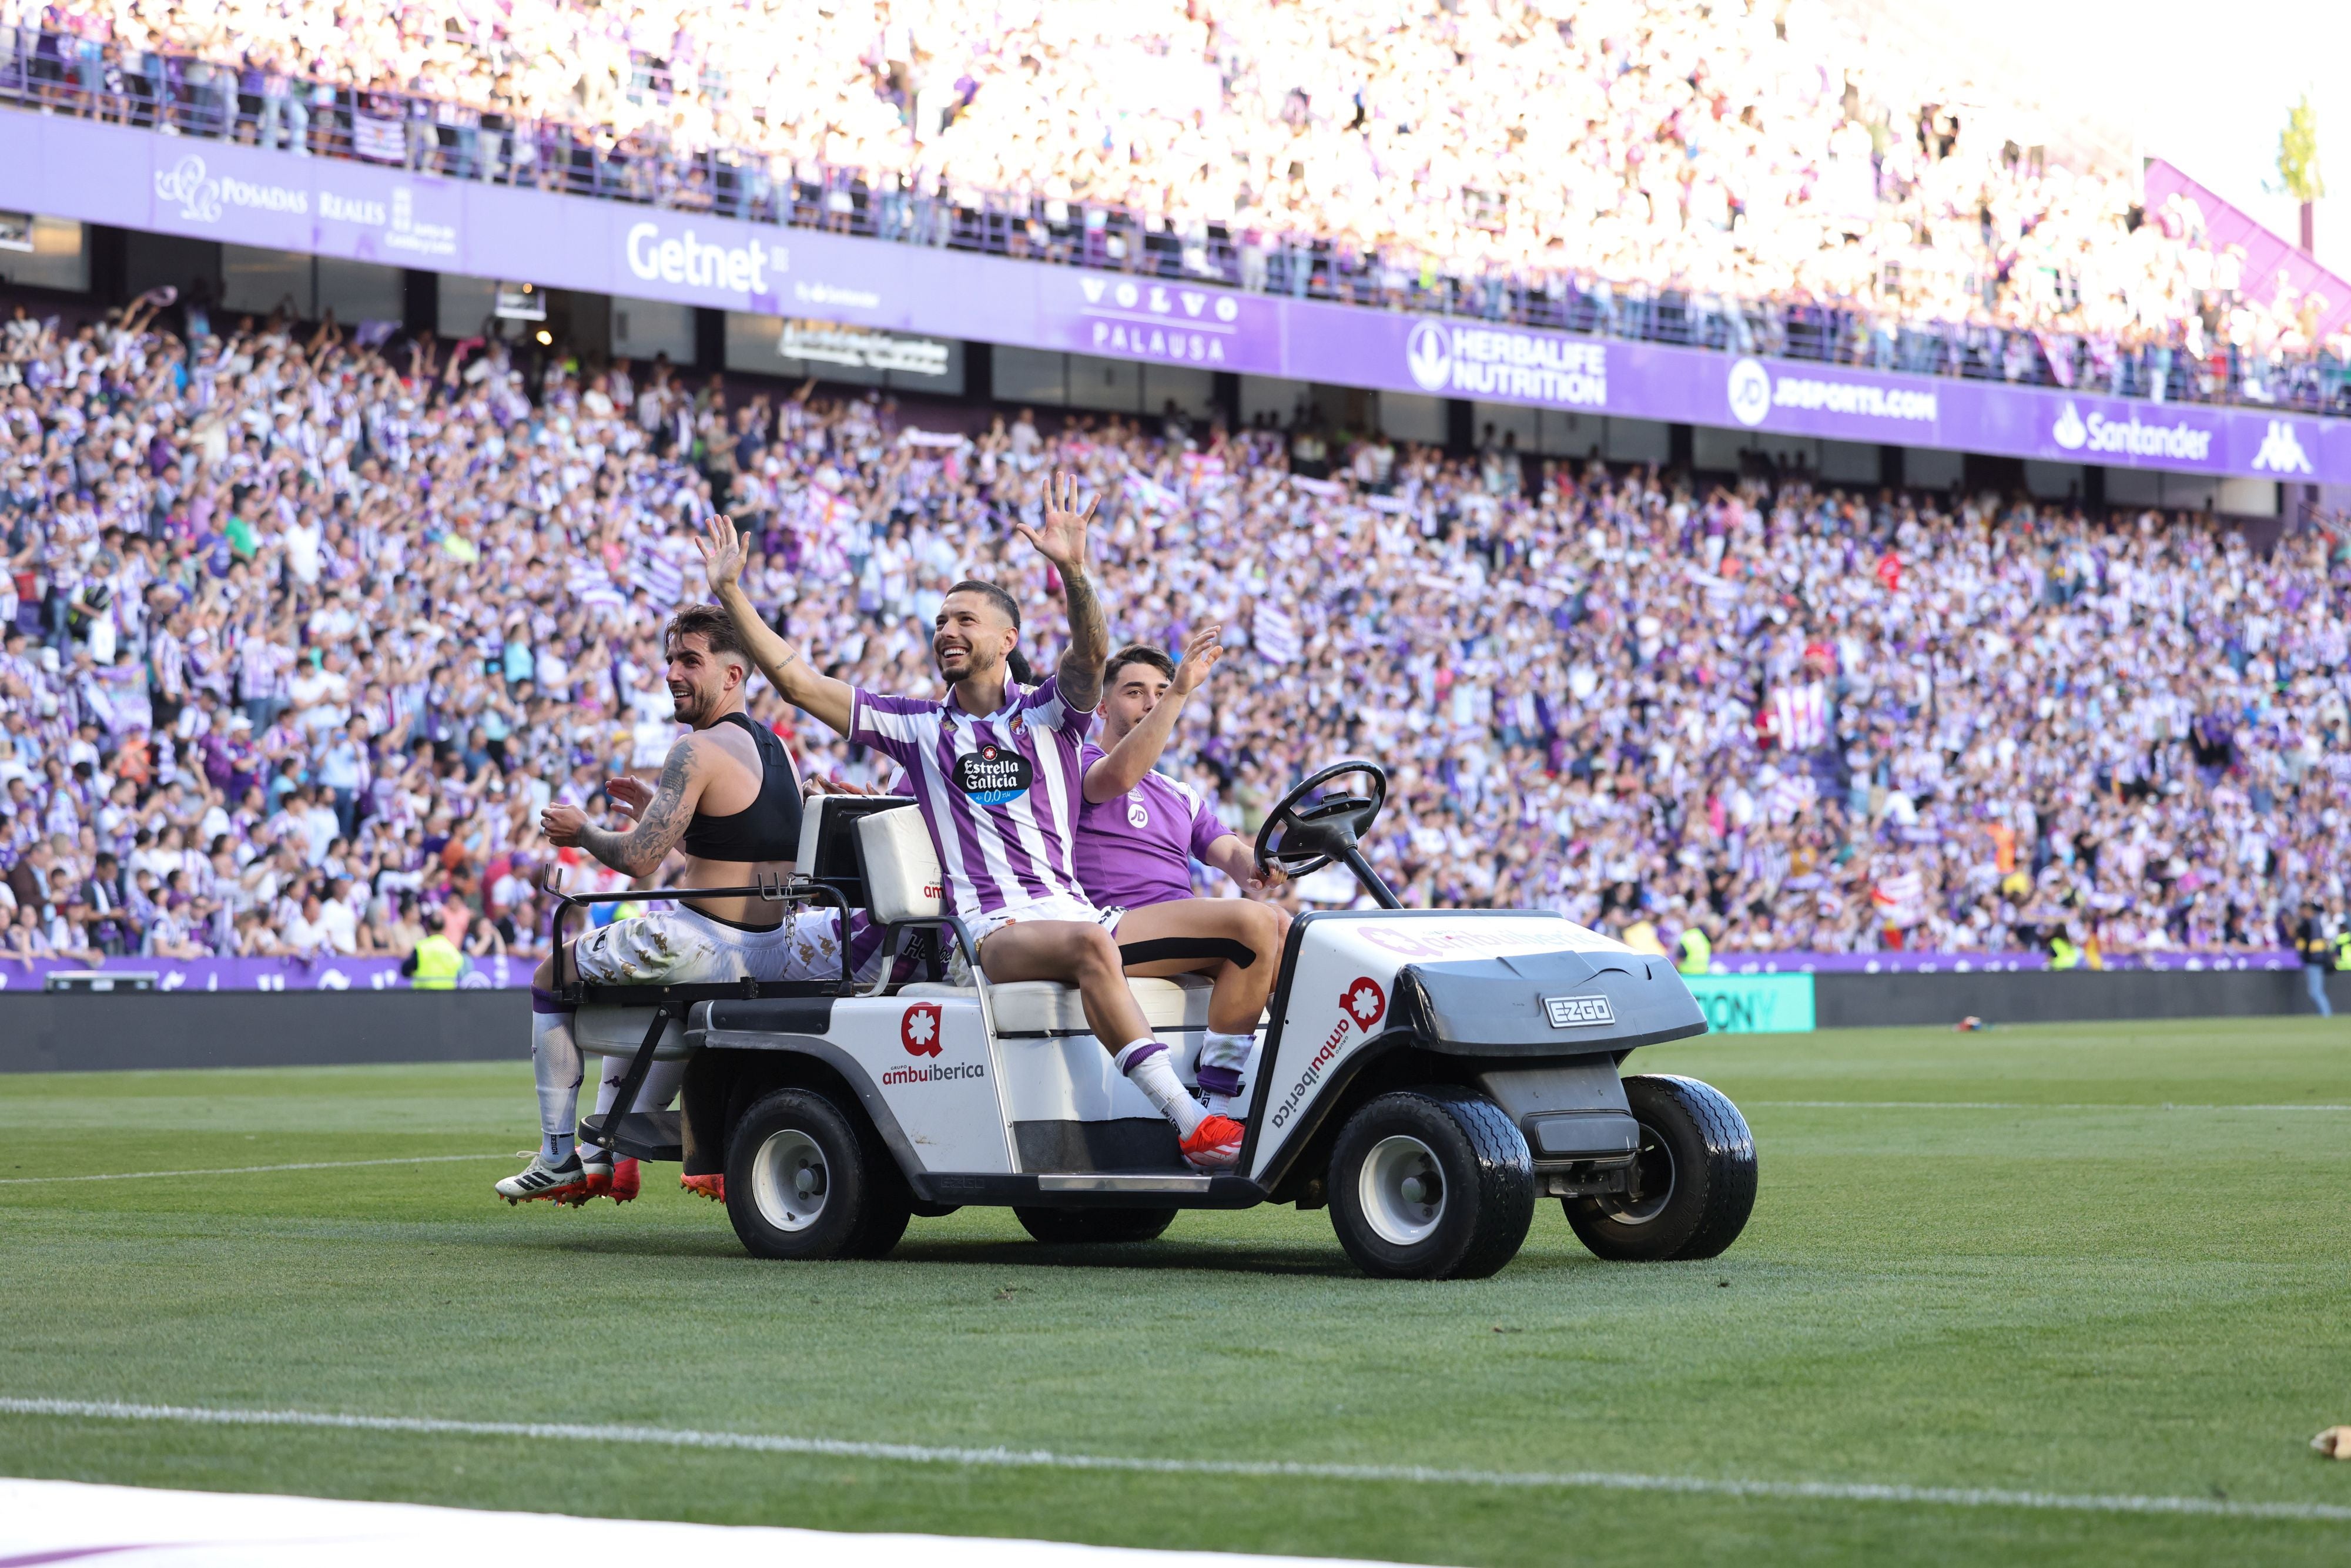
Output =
[
  {"x1": 1327, "y1": 1087, "x2": 1533, "y2": 1279},
  {"x1": 1564, "y1": 1074, "x2": 1756, "y2": 1262},
  {"x1": 1013, "y1": 1206, "x2": 1177, "y2": 1245},
  {"x1": 724, "y1": 1088, "x2": 895, "y2": 1261}
]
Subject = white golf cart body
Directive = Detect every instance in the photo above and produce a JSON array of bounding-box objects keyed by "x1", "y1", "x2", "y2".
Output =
[{"x1": 564, "y1": 779, "x2": 1751, "y2": 1277}]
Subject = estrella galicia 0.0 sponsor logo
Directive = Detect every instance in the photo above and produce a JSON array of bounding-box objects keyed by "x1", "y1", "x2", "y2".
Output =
[
  {"x1": 900, "y1": 1002, "x2": 943, "y2": 1058},
  {"x1": 953, "y1": 744, "x2": 1033, "y2": 805},
  {"x1": 1544, "y1": 993, "x2": 1615, "y2": 1027}
]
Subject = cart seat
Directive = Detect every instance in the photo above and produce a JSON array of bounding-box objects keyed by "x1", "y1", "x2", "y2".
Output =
[
  {"x1": 902, "y1": 974, "x2": 1215, "y2": 1036},
  {"x1": 865, "y1": 807, "x2": 1262, "y2": 1035}
]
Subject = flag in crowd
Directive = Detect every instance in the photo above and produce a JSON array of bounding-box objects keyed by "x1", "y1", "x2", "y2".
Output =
[{"x1": 1252, "y1": 604, "x2": 1302, "y2": 665}]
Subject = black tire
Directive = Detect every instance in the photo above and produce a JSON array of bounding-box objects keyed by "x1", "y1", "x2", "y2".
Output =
[
  {"x1": 1327, "y1": 1087, "x2": 1535, "y2": 1279},
  {"x1": 1013, "y1": 1206, "x2": 1178, "y2": 1245},
  {"x1": 1564, "y1": 1074, "x2": 1756, "y2": 1262},
  {"x1": 723, "y1": 1088, "x2": 895, "y2": 1261}
]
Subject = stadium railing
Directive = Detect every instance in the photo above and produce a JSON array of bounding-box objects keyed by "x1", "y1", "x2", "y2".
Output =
[{"x1": 3, "y1": 26, "x2": 2344, "y2": 418}]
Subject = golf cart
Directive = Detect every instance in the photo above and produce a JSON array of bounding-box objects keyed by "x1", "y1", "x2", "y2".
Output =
[{"x1": 554, "y1": 760, "x2": 1756, "y2": 1281}]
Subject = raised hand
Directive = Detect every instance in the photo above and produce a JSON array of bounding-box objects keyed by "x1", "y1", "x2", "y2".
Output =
[
  {"x1": 605, "y1": 775, "x2": 655, "y2": 820},
  {"x1": 1170, "y1": 622, "x2": 1224, "y2": 698},
  {"x1": 695, "y1": 511, "x2": 748, "y2": 594},
  {"x1": 1014, "y1": 470, "x2": 1097, "y2": 574},
  {"x1": 540, "y1": 802, "x2": 587, "y2": 847}
]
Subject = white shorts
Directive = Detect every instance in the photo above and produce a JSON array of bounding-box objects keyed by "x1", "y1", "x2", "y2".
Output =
[
  {"x1": 966, "y1": 893, "x2": 1127, "y2": 949},
  {"x1": 572, "y1": 902, "x2": 856, "y2": 986}
]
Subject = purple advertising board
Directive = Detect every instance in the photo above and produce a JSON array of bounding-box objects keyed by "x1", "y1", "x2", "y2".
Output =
[
  {"x1": 0, "y1": 946, "x2": 2292, "y2": 992},
  {"x1": 1710, "y1": 949, "x2": 2300, "y2": 974},
  {"x1": 2, "y1": 113, "x2": 2343, "y2": 484},
  {"x1": 0, "y1": 952, "x2": 533, "y2": 991}
]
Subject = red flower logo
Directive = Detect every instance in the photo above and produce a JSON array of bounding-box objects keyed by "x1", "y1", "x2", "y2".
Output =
[
  {"x1": 1340, "y1": 976, "x2": 1386, "y2": 1030},
  {"x1": 900, "y1": 1003, "x2": 943, "y2": 1058}
]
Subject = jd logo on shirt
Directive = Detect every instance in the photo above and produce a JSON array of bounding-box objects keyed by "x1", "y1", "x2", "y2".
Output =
[{"x1": 955, "y1": 743, "x2": 1033, "y2": 805}]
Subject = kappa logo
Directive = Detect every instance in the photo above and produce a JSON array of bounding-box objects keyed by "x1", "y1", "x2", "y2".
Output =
[
  {"x1": 900, "y1": 1003, "x2": 943, "y2": 1058},
  {"x1": 1341, "y1": 976, "x2": 1387, "y2": 1029},
  {"x1": 2251, "y1": 419, "x2": 2314, "y2": 474}
]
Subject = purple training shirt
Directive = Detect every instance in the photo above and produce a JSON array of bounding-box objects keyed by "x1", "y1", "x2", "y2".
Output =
[
  {"x1": 1071, "y1": 742, "x2": 1237, "y2": 908},
  {"x1": 850, "y1": 675, "x2": 1096, "y2": 918}
]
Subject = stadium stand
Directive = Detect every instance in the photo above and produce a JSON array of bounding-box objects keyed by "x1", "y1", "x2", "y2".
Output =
[
  {"x1": 0, "y1": 0, "x2": 2345, "y2": 410},
  {"x1": 0, "y1": 295, "x2": 2345, "y2": 969}
]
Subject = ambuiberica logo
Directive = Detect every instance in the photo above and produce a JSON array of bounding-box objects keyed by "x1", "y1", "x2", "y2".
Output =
[
  {"x1": 1270, "y1": 977, "x2": 1388, "y2": 1132},
  {"x1": 953, "y1": 744, "x2": 1033, "y2": 805},
  {"x1": 883, "y1": 1000, "x2": 984, "y2": 1087}
]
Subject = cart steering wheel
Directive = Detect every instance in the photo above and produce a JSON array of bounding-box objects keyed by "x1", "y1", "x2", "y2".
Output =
[{"x1": 1252, "y1": 759, "x2": 1401, "y2": 909}]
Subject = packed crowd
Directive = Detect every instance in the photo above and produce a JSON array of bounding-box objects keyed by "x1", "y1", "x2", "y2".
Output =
[
  {"x1": 6, "y1": 0, "x2": 2344, "y2": 403},
  {"x1": 2, "y1": 297, "x2": 2347, "y2": 970}
]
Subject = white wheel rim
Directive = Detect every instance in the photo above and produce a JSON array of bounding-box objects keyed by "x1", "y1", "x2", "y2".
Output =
[
  {"x1": 1359, "y1": 1134, "x2": 1445, "y2": 1246},
  {"x1": 751, "y1": 1128, "x2": 828, "y2": 1232}
]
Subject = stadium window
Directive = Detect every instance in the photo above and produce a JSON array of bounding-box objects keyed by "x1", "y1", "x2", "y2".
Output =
[
  {"x1": 0, "y1": 214, "x2": 88, "y2": 293},
  {"x1": 1538, "y1": 409, "x2": 1603, "y2": 460},
  {"x1": 1820, "y1": 440, "x2": 1880, "y2": 484},
  {"x1": 314, "y1": 259, "x2": 403, "y2": 329},
  {"x1": 991, "y1": 344, "x2": 1069, "y2": 407},
  {"x1": 611, "y1": 296, "x2": 697, "y2": 364},
  {"x1": 1378, "y1": 392, "x2": 1446, "y2": 446},
  {"x1": 437, "y1": 274, "x2": 499, "y2": 339},
  {"x1": 1603, "y1": 417, "x2": 1672, "y2": 464},
  {"x1": 1239, "y1": 374, "x2": 1309, "y2": 428},
  {"x1": 222, "y1": 244, "x2": 314, "y2": 319},
  {"x1": 1902, "y1": 447, "x2": 1964, "y2": 490},
  {"x1": 1140, "y1": 364, "x2": 1215, "y2": 420},
  {"x1": 1066, "y1": 353, "x2": 1143, "y2": 414}
]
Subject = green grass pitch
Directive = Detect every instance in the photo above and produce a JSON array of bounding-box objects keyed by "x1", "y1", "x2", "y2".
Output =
[{"x1": 6, "y1": 1018, "x2": 2351, "y2": 1564}]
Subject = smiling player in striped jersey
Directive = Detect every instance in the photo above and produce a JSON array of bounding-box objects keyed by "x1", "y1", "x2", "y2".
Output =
[{"x1": 695, "y1": 474, "x2": 1250, "y2": 1168}]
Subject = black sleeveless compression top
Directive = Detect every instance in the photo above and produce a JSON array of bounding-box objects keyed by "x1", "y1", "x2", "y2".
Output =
[{"x1": 681, "y1": 712, "x2": 803, "y2": 863}]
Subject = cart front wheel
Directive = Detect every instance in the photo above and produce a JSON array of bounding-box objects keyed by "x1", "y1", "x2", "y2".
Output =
[{"x1": 1327, "y1": 1087, "x2": 1533, "y2": 1279}]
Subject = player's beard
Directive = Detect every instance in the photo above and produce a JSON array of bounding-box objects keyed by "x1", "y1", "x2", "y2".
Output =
[
  {"x1": 937, "y1": 641, "x2": 994, "y2": 683},
  {"x1": 671, "y1": 684, "x2": 706, "y2": 725}
]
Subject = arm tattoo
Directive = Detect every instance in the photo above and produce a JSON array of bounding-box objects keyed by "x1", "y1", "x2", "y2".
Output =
[
  {"x1": 581, "y1": 743, "x2": 696, "y2": 877},
  {"x1": 1057, "y1": 564, "x2": 1107, "y2": 711}
]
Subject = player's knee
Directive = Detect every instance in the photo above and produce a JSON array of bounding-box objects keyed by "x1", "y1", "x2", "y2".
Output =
[
  {"x1": 1238, "y1": 902, "x2": 1282, "y2": 953},
  {"x1": 1071, "y1": 926, "x2": 1123, "y2": 981}
]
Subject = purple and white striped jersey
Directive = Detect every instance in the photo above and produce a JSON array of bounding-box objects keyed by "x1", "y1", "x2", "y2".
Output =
[{"x1": 849, "y1": 675, "x2": 1097, "y2": 919}]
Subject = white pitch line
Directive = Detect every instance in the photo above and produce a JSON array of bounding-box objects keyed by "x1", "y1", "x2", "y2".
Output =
[
  {"x1": 0, "y1": 1153, "x2": 508, "y2": 1186},
  {"x1": 1749, "y1": 1101, "x2": 2351, "y2": 1112},
  {"x1": 2, "y1": 1397, "x2": 2345, "y2": 1525}
]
